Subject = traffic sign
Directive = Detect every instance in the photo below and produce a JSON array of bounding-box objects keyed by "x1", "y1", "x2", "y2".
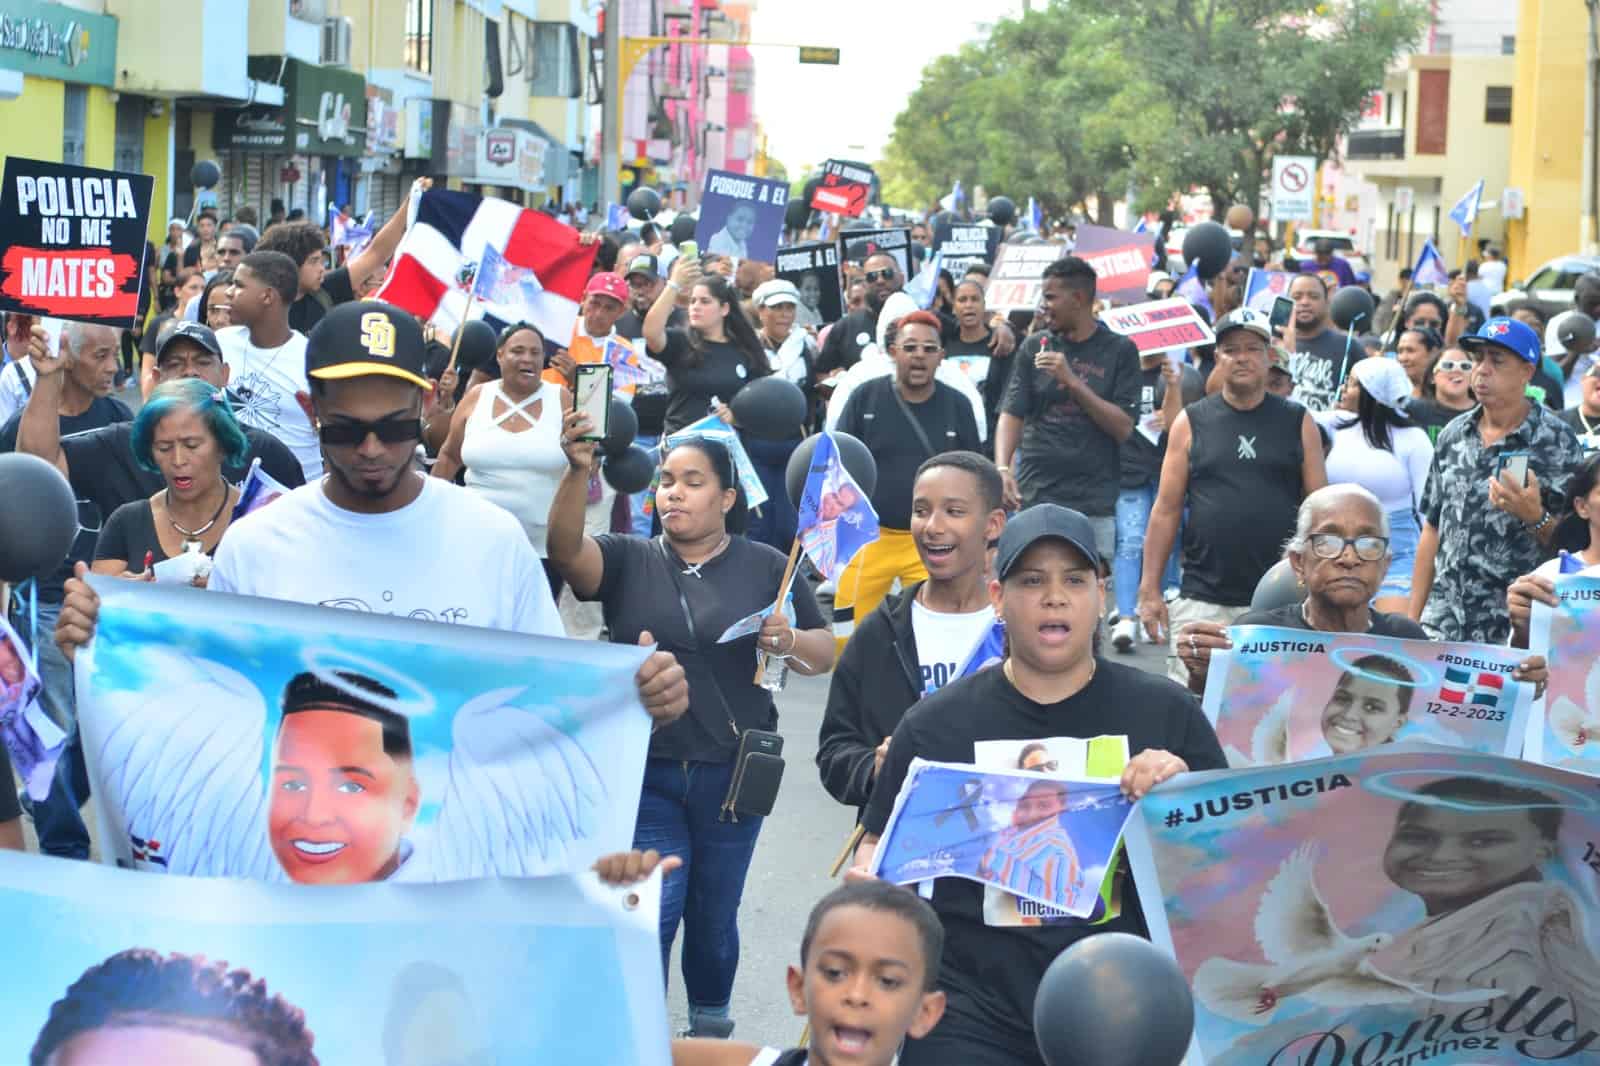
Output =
[
  {"x1": 1270, "y1": 155, "x2": 1315, "y2": 222},
  {"x1": 798, "y1": 46, "x2": 841, "y2": 65}
]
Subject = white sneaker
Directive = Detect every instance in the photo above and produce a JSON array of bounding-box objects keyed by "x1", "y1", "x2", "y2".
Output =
[{"x1": 1111, "y1": 617, "x2": 1137, "y2": 654}]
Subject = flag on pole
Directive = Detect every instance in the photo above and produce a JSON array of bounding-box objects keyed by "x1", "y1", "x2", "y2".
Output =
[
  {"x1": 375, "y1": 189, "x2": 598, "y2": 343},
  {"x1": 605, "y1": 202, "x2": 630, "y2": 230},
  {"x1": 1131, "y1": 217, "x2": 1148, "y2": 235},
  {"x1": 1175, "y1": 260, "x2": 1209, "y2": 316},
  {"x1": 939, "y1": 180, "x2": 964, "y2": 214},
  {"x1": 904, "y1": 250, "x2": 945, "y2": 310},
  {"x1": 229, "y1": 457, "x2": 293, "y2": 520},
  {"x1": 1448, "y1": 179, "x2": 1484, "y2": 238},
  {"x1": 1411, "y1": 238, "x2": 1450, "y2": 288},
  {"x1": 796, "y1": 432, "x2": 879, "y2": 580},
  {"x1": 1028, "y1": 197, "x2": 1043, "y2": 232}
]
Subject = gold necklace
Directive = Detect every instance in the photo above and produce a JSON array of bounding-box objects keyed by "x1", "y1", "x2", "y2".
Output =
[{"x1": 1002, "y1": 655, "x2": 1096, "y2": 695}]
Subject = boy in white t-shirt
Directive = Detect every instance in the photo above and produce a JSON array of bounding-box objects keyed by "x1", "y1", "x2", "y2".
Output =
[
  {"x1": 218, "y1": 250, "x2": 320, "y2": 478},
  {"x1": 55, "y1": 301, "x2": 689, "y2": 726},
  {"x1": 818, "y1": 451, "x2": 1006, "y2": 816}
]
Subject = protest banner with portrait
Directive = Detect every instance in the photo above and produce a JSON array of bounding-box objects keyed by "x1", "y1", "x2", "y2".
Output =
[
  {"x1": 871, "y1": 758, "x2": 1135, "y2": 920},
  {"x1": 1528, "y1": 573, "x2": 1600, "y2": 774},
  {"x1": 809, "y1": 159, "x2": 875, "y2": 218},
  {"x1": 0, "y1": 156, "x2": 154, "y2": 328},
  {"x1": 932, "y1": 219, "x2": 1002, "y2": 277},
  {"x1": 77, "y1": 577, "x2": 652, "y2": 884},
  {"x1": 985, "y1": 242, "x2": 1068, "y2": 314},
  {"x1": 693, "y1": 168, "x2": 788, "y2": 264},
  {"x1": 839, "y1": 225, "x2": 911, "y2": 281},
  {"x1": 1203, "y1": 626, "x2": 1532, "y2": 767},
  {"x1": 775, "y1": 241, "x2": 844, "y2": 328},
  {"x1": 0, "y1": 614, "x2": 63, "y2": 805},
  {"x1": 1245, "y1": 267, "x2": 1296, "y2": 314},
  {"x1": 1125, "y1": 747, "x2": 1600, "y2": 1066},
  {"x1": 0, "y1": 850, "x2": 669, "y2": 1064},
  {"x1": 1072, "y1": 223, "x2": 1155, "y2": 305}
]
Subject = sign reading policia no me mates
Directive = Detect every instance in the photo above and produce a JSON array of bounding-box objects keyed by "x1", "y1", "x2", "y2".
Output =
[{"x1": 0, "y1": 157, "x2": 154, "y2": 329}]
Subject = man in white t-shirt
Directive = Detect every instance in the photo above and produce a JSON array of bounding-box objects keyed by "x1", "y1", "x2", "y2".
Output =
[
  {"x1": 817, "y1": 450, "x2": 1007, "y2": 815},
  {"x1": 56, "y1": 301, "x2": 688, "y2": 724},
  {"x1": 219, "y1": 250, "x2": 321, "y2": 479}
]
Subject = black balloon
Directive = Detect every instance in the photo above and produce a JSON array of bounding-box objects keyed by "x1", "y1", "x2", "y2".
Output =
[
  {"x1": 988, "y1": 195, "x2": 1017, "y2": 226},
  {"x1": 1250, "y1": 557, "x2": 1305, "y2": 612},
  {"x1": 784, "y1": 431, "x2": 877, "y2": 507},
  {"x1": 626, "y1": 186, "x2": 661, "y2": 221},
  {"x1": 729, "y1": 377, "x2": 807, "y2": 440},
  {"x1": 1181, "y1": 221, "x2": 1233, "y2": 280},
  {"x1": 669, "y1": 214, "x2": 698, "y2": 246},
  {"x1": 1329, "y1": 285, "x2": 1376, "y2": 332},
  {"x1": 0, "y1": 453, "x2": 79, "y2": 583},
  {"x1": 1559, "y1": 311, "x2": 1597, "y2": 352},
  {"x1": 602, "y1": 444, "x2": 656, "y2": 495},
  {"x1": 455, "y1": 320, "x2": 499, "y2": 374},
  {"x1": 600, "y1": 399, "x2": 638, "y2": 456},
  {"x1": 1034, "y1": 933, "x2": 1194, "y2": 1066},
  {"x1": 189, "y1": 159, "x2": 221, "y2": 190}
]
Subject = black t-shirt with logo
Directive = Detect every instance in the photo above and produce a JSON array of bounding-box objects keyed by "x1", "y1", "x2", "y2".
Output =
[
  {"x1": 1121, "y1": 360, "x2": 1204, "y2": 488},
  {"x1": 817, "y1": 308, "x2": 878, "y2": 376},
  {"x1": 653, "y1": 329, "x2": 767, "y2": 436},
  {"x1": 835, "y1": 377, "x2": 982, "y2": 529},
  {"x1": 1285, "y1": 326, "x2": 1351, "y2": 413}
]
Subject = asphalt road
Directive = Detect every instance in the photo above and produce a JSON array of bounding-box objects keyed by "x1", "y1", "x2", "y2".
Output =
[{"x1": 663, "y1": 626, "x2": 1173, "y2": 1043}]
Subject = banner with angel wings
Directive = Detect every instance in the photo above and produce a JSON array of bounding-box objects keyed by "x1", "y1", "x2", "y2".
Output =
[
  {"x1": 1124, "y1": 746, "x2": 1600, "y2": 1066},
  {"x1": 0, "y1": 849, "x2": 670, "y2": 1064},
  {"x1": 77, "y1": 578, "x2": 652, "y2": 883},
  {"x1": 1528, "y1": 573, "x2": 1600, "y2": 774},
  {"x1": 1203, "y1": 626, "x2": 1531, "y2": 767}
]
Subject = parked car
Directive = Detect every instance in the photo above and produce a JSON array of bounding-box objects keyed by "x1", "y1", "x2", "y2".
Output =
[
  {"x1": 1291, "y1": 230, "x2": 1370, "y2": 277},
  {"x1": 1491, "y1": 254, "x2": 1600, "y2": 318}
]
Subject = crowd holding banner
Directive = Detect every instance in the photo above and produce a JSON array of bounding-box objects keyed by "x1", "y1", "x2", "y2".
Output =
[{"x1": 5, "y1": 140, "x2": 1600, "y2": 1066}]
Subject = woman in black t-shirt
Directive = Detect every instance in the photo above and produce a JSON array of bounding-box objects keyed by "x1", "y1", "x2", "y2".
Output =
[
  {"x1": 548, "y1": 427, "x2": 834, "y2": 1039},
  {"x1": 94, "y1": 379, "x2": 245, "y2": 585},
  {"x1": 642, "y1": 259, "x2": 773, "y2": 436}
]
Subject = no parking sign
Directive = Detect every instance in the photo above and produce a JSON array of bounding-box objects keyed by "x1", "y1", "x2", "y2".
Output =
[{"x1": 1270, "y1": 155, "x2": 1314, "y2": 222}]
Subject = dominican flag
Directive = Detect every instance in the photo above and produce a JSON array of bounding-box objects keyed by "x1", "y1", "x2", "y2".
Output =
[
  {"x1": 796, "y1": 431, "x2": 879, "y2": 580},
  {"x1": 1439, "y1": 666, "x2": 1505, "y2": 707},
  {"x1": 375, "y1": 189, "x2": 598, "y2": 344},
  {"x1": 1448, "y1": 179, "x2": 1484, "y2": 238},
  {"x1": 1412, "y1": 238, "x2": 1449, "y2": 288}
]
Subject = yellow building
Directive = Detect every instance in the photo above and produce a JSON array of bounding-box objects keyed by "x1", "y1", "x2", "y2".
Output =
[{"x1": 1504, "y1": 0, "x2": 1589, "y2": 274}]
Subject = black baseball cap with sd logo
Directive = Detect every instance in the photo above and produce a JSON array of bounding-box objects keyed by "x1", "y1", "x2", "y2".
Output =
[{"x1": 305, "y1": 300, "x2": 431, "y2": 390}]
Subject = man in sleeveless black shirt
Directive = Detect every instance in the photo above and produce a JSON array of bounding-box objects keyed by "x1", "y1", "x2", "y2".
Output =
[{"x1": 1137, "y1": 307, "x2": 1327, "y2": 684}]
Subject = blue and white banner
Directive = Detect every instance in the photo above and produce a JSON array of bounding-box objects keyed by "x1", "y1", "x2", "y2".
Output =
[
  {"x1": 0, "y1": 849, "x2": 669, "y2": 1064},
  {"x1": 78, "y1": 578, "x2": 652, "y2": 884},
  {"x1": 1528, "y1": 573, "x2": 1600, "y2": 774}
]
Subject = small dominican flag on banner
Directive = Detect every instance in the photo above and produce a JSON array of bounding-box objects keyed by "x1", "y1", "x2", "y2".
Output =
[
  {"x1": 1439, "y1": 667, "x2": 1505, "y2": 707},
  {"x1": 130, "y1": 832, "x2": 168, "y2": 868}
]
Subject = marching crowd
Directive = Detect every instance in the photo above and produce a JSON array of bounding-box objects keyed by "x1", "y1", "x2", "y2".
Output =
[{"x1": 1, "y1": 189, "x2": 1596, "y2": 1066}]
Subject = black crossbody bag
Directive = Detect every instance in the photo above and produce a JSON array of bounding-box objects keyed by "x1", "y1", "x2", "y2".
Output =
[{"x1": 657, "y1": 539, "x2": 785, "y2": 821}]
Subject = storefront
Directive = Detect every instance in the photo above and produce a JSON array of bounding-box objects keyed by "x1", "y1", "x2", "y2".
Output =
[
  {"x1": 0, "y1": 0, "x2": 121, "y2": 167},
  {"x1": 213, "y1": 57, "x2": 367, "y2": 225},
  {"x1": 361, "y1": 83, "x2": 404, "y2": 219}
]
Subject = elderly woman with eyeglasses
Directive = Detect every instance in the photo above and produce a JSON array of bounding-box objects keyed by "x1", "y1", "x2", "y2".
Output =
[{"x1": 1177, "y1": 484, "x2": 1548, "y2": 696}]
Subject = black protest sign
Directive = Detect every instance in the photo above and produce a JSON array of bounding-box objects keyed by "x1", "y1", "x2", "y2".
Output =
[
  {"x1": 933, "y1": 220, "x2": 1002, "y2": 276},
  {"x1": 839, "y1": 226, "x2": 911, "y2": 283},
  {"x1": 809, "y1": 159, "x2": 875, "y2": 218},
  {"x1": 0, "y1": 157, "x2": 154, "y2": 328},
  {"x1": 775, "y1": 242, "x2": 843, "y2": 327}
]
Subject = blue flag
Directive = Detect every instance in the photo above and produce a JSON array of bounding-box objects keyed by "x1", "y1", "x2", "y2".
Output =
[
  {"x1": 1131, "y1": 216, "x2": 1148, "y2": 234},
  {"x1": 1175, "y1": 260, "x2": 1210, "y2": 317},
  {"x1": 605, "y1": 202, "x2": 629, "y2": 230},
  {"x1": 940, "y1": 180, "x2": 964, "y2": 214},
  {"x1": 796, "y1": 432, "x2": 879, "y2": 580},
  {"x1": 904, "y1": 250, "x2": 944, "y2": 310},
  {"x1": 954, "y1": 619, "x2": 1006, "y2": 681},
  {"x1": 819, "y1": 214, "x2": 832, "y2": 240},
  {"x1": 1412, "y1": 238, "x2": 1449, "y2": 288},
  {"x1": 1028, "y1": 197, "x2": 1043, "y2": 232},
  {"x1": 1448, "y1": 179, "x2": 1484, "y2": 238}
]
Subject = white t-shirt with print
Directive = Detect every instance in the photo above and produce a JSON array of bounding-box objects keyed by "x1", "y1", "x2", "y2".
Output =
[
  {"x1": 217, "y1": 325, "x2": 320, "y2": 479},
  {"x1": 209, "y1": 477, "x2": 562, "y2": 636},
  {"x1": 911, "y1": 599, "x2": 996, "y2": 695}
]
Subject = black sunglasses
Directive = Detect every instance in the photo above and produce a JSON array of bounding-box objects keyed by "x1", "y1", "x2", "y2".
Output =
[
  {"x1": 318, "y1": 417, "x2": 424, "y2": 447},
  {"x1": 862, "y1": 269, "x2": 895, "y2": 284}
]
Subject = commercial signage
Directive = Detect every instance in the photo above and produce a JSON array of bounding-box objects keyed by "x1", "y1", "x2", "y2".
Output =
[
  {"x1": 214, "y1": 57, "x2": 367, "y2": 156},
  {"x1": 474, "y1": 126, "x2": 545, "y2": 191},
  {"x1": 0, "y1": 0, "x2": 118, "y2": 87}
]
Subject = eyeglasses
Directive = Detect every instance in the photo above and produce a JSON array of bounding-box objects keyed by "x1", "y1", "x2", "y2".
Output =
[
  {"x1": 318, "y1": 417, "x2": 424, "y2": 447},
  {"x1": 862, "y1": 269, "x2": 895, "y2": 284},
  {"x1": 1306, "y1": 533, "x2": 1390, "y2": 561},
  {"x1": 1436, "y1": 359, "x2": 1474, "y2": 373},
  {"x1": 898, "y1": 343, "x2": 942, "y2": 355}
]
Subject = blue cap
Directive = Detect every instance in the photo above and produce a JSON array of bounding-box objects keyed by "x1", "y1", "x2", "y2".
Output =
[{"x1": 1460, "y1": 316, "x2": 1540, "y2": 365}]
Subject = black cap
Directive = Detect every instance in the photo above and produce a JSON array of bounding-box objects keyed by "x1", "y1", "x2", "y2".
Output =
[
  {"x1": 305, "y1": 301, "x2": 430, "y2": 390},
  {"x1": 624, "y1": 251, "x2": 661, "y2": 279},
  {"x1": 994, "y1": 504, "x2": 1103, "y2": 581},
  {"x1": 155, "y1": 320, "x2": 222, "y2": 362}
]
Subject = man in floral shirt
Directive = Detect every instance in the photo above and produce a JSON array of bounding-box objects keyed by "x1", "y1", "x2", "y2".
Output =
[{"x1": 1411, "y1": 317, "x2": 1587, "y2": 642}]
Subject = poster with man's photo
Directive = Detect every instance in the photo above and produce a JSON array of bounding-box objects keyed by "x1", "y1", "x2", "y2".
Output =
[
  {"x1": 839, "y1": 225, "x2": 911, "y2": 281},
  {"x1": 693, "y1": 168, "x2": 788, "y2": 264},
  {"x1": 0, "y1": 850, "x2": 670, "y2": 1064},
  {"x1": 0, "y1": 614, "x2": 64, "y2": 803},
  {"x1": 77, "y1": 578, "x2": 652, "y2": 883},
  {"x1": 932, "y1": 219, "x2": 1002, "y2": 276},
  {"x1": 1203, "y1": 626, "x2": 1532, "y2": 767},
  {"x1": 1528, "y1": 573, "x2": 1600, "y2": 774},
  {"x1": 775, "y1": 242, "x2": 844, "y2": 328},
  {"x1": 1125, "y1": 747, "x2": 1600, "y2": 1066}
]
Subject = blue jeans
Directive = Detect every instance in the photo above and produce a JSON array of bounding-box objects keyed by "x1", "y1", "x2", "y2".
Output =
[
  {"x1": 1113, "y1": 483, "x2": 1181, "y2": 618},
  {"x1": 628, "y1": 434, "x2": 660, "y2": 538},
  {"x1": 8, "y1": 598, "x2": 91, "y2": 859},
  {"x1": 632, "y1": 757, "x2": 764, "y2": 1026}
]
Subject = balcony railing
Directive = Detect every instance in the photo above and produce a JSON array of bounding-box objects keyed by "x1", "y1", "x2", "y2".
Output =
[{"x1": 1347, "y1": 128, "x2": 1405, "y2": 161}]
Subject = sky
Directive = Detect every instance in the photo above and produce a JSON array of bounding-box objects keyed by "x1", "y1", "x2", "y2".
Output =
[{"x1": 749, "y1": 0, "x2": 1029, "y2": 179}]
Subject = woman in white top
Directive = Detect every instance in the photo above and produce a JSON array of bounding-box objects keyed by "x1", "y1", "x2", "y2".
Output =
[
  {"x1": 433, "y1": 322, "x2": 569, "y2": 595},
  {"x1": 1321, "y1": 357, "x2": 1434, "y2": 614}
]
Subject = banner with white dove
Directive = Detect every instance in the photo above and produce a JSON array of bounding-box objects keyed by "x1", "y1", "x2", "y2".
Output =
[
  {"x1": 1203, "y1": 626, "x2": 1531, "y2": 767},
  {"x1": 1124, "y1": 746, "x2": 1600, "y2": 1066},
  {"x1": 76, "y1": 578, "x2": 651, "y2": 884},
  {"x1": 1528, "y1": 574, "x2": 1600, "y2": 775}
]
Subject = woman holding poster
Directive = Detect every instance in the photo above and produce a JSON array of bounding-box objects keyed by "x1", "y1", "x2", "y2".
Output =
[{"x1": 548, "y1": 421, "x2": 833, "y2": 1040}]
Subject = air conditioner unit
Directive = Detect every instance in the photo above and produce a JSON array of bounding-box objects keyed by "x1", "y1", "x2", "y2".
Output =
[{"x1": 322, "y1": 16, "x2": 353, "y2": 67}]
